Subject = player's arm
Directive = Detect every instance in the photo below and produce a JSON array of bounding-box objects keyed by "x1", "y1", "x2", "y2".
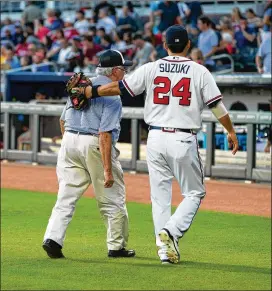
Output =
[
  {"x1": 83, "y1": 65, "x2": 147, "y2": 99},
  {"x1": 59, "y1": 119, "x2": 65, "y2": 136},
  {"x1": 208, "y1": 100, "x2": 238, "y2": 155},
  {"x1": 202, "y1": 70, "x2": 238, "y2": 155},
  {"x1": 99, "y1": 131, "x2": 114, "y2": 188}
]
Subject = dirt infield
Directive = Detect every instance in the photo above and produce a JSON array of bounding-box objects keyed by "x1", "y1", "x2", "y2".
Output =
[{"x1": 1, "y1": 162, "x2": 271, "y2": 217}]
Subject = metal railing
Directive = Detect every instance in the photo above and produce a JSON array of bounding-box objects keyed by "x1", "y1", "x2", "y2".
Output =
[
  {"x1": 211, "y1": 54, "x2": 235, "y2": 75},
  {"x1": 2, "y1": 62, "x2": 58, "y2": 74},
  {"x1": 0, "y1": 102, "x2": 271, "y2": 182}
]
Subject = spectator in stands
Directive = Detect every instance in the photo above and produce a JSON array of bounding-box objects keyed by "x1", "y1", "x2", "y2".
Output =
[
  {"x1": 94, "y1": 0, "x2": 116, "y2": 23},
  {"x1": 32, "y1": 52, "x2": 50, "y2": 72},
  {"x1": 24, "y1": 22, "x2": 39, "y2": 45},
  {"x1": 117, "y1": 4, "x2": 138, "y2": 34},
  {"x1": 63, "y1": 18, "x2": 79, "y2": 40},
  {"x1": 45, "y1": 8, "x2": 63, "y2": 31},
  {"x1": 0, "y1": 45, "x2": 7, "y2": 66},
  {"x1": 177, "y1": 1, "x2": 191, "y2": 25},
  {"x1": 5, "y1": 49, "x2": 21, "y2": 69},
  {"x1": 231, "y1": 7, "x2": 243, "y2": 31},
  {"x1": 71, "y1": 35, "x2": 82, "y2": 49},
  {"x1": 131, "y1": 33, "x2": 154, "y2": 70},
  {"x1": 97, "y1": 9, "x2": 116, "y2": 35},
  {"x1": 82, "y1": 35, "x2": 103, "y2": 65},
  {"x1": 155, "y1": 1, "x2": 182, "y2": 33},
  {"x1": 15, "y1": 37, "x2": 29, "y2": 57},
  {"x1": 256, "y1": 27, "x2": 271, "y2": 74},
  {"x1": 21, "y1": 1, "x2": 42, "y2": 25},
  {"x1": 218, "y1": 16, "x2": 235, "y2": 55},
  {"x1": 190, "y1": 48, "x2": 204, "y2": 65},
  {"x1": 20, "y1": 55, "x2": 32, "y2": 67},
  {"x1": 127, "y1": 1, "x2": 143, "y2": 31},
  {"x1": 97, "y1": 27, "x2": 106, "y2": 44},
  {"x1": 148, "y1": 1, "x2": 161, "y2": 34},
  {"x1": 13, "y1": 24, "x2": 25, "y2": 46},
  {"x1": 74, "y1": 9, "x2": 89, "y2": 35},
  {"x1": 72, "y1": 52, "x2": 91, "y2": 74},
  {"x1": 245, "y1": 8, "x2": 262, "y2": 29},
  {"x1": 1, "y1": 29, "x2": 15, "y2": 44},
  {"x1": 144, "y1": 22, "x2": 162, "y2": 47},
  {"x1": 197, "y1": 16, "x2": 219, "y2": 70},
  {"x1": 186, "y1": 1, "x2": 203, "y2": 30},
  {"x1": 34, "y1": 19, "x2": 50, "y2": 41},
  {"x1": 27, "y1": 43, "x2": 37, "y2": 60},
  {"x1": 1, "y1": 18, "x2": 15, "y2": 39},
  {"x1": 101, "y1": 35, "x2": 113, "y2": 50},
  {"x1": 262, "y1": 2, "x2": 272, "y2": 41},
  {"x1": 57, "y1": 38, "x2": 72, "y2": 67},
  {"x1": 234, "y1": 18, "x2": 258, "y2": 51},
  {"x1": 111, "y1": 31, "x2": 126, "y2": 52},
  {"x1": 88, "y1": 26, "x2": 100, "y2": 44},
  {"x1": 150, "y1": 30, "x2": 168, "y2": 61},
  {"x1": 41, "y1": 35, "x2": 53, "y2": 51}
]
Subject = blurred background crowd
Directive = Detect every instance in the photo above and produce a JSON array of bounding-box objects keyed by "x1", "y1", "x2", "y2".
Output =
[{"x1": 1, "y1": 0, "x2": 271, "y2": 74}]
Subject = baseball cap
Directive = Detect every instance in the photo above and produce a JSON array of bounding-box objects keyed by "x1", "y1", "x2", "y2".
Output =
[
  {"x1": 165, "y1": 25, "x2": 188, "y2": 46},
  {"x1": 97, "y1": 50, "x2": 133, "y2": 67}
]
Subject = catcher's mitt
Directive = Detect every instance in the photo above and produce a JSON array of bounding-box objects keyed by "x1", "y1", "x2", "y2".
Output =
[{"x1": 66, "y1": 72, "x2": 92, "y2": 110}]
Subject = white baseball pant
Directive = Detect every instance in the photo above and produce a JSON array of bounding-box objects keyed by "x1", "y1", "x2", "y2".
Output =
[
  {"x1": 43, "y1": 131, "x2": 129, "y2": 251},
  {"x1": 146, "y1": 129, "x2": 206, "y2": 244}
]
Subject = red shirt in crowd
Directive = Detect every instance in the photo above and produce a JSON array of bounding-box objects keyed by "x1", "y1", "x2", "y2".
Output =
[
  {"x1": 84, "y1": 44, "x2": 103, "y2": 61},
  {"x1": 15, "y1": 43, "x2": 29, "y2": 57},
  {"x1": 36, "y1": 26, "x2": 50, "y2": 41},
  {"x1": 64, "y1": 28, "x2": 79, "y2": 40}
]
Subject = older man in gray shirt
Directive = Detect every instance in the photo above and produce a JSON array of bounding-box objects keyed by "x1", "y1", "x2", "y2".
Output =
[{"x1": 43, "y1": 50, "x2": 135, "y2": 259}]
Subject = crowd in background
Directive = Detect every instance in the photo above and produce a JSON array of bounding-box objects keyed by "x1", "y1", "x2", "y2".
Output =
[{"x1": 0, "y1": 0, "x2": 271, "y2": 74}]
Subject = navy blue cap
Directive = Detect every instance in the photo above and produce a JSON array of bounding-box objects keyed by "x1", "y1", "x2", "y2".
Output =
[
  {"x1": 98, "y1": 50, "x2": 133, "y2": 67},
  {"x1": 165, "y1": 25, "x2": 188, "y2": 46}
]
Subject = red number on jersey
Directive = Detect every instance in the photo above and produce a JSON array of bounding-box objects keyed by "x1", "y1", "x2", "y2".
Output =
[
  {"x1": 153, "y1": 77, "x2": 191, "y2": 106},
  {"x1": 153, "y1": 76, "x2": 171, "y2": 105},
  {"x1": 172, "y1": 78, "x2": 191, "y2": 106}
]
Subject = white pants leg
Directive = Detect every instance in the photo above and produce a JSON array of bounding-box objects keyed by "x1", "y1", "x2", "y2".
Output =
[
  {"x1": 147, "y1": 130, "x2": 206, "y2": 244},
  {"x1": 81, "y1": 137, "x2": 129, "y2": 251},
  {"x1": 44, "y1": 132, "x2": 129, "y2": 250},
  {"x1": 43, "y1": 132, "x2": 91, "y2": 246}
]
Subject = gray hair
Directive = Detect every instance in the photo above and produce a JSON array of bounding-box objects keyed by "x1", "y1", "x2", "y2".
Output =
[{"x1": 95, "y1": 66, "x2": 115, "y2": 76}]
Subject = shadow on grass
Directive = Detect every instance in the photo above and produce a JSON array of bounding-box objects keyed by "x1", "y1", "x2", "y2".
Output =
[{"x1": 67, "y1": 257, "x2": 271, "y2": 274}]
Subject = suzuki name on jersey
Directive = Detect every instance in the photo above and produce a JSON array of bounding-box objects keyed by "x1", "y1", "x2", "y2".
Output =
[{"x1": 159, "y1": 63, "x2": 190, "y2": 74}]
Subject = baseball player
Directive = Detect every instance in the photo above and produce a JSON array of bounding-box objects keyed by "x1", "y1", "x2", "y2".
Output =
[
  {"x1": 73, "y1": 25, "x2": 239, "y2": 264},
  {"x1": 42, "y1": 50, "x2": 135, "y2": 259}
]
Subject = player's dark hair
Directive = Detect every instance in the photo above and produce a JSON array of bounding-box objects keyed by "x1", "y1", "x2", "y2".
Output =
[
  {"x1": 199, "y1": 15, "x2": 212, "y2": 26},
  {"x1": 167, "y1": 42, "x2": 188, "y2": 53}
]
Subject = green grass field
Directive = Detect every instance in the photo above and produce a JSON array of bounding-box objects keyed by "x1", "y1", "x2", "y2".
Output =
[{"x1": 1, "y1": 188, "x2": 271, "y2": 290}]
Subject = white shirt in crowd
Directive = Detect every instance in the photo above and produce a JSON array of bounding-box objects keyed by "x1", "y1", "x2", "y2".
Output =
[
  {"x1": 74, "y1": 19, "x2": 90, "y2": 35},
  {"x1": 58, "y1": 46, "x2": 72, "y2": 65},
  {"x1": 97, "y1": 17, "x2": 116, "y2": 34}
]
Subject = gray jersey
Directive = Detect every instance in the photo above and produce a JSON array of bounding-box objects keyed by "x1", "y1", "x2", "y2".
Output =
[{"x1": 61, "y1": 75, "x2": 122, "y2": 143}]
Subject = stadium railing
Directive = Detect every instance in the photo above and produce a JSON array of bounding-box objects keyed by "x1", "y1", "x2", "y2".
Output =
[{"x1": 1, "y1": 102, "x2": 271, "y2": 182}]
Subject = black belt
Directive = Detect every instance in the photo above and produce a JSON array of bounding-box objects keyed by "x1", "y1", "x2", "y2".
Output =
[
  {"x1": 149, "y1": 126, "x2": 195, "y2": 134},
  {"x1": 66, "y1": 130, "x2": 98, "y2": 137}
]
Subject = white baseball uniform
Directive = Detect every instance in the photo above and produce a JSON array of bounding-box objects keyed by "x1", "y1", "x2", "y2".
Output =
[{"x1": 121, "y1": 55, "x2": 222, "y2": 244}]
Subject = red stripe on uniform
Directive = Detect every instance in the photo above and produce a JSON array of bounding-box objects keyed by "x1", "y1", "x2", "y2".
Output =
[
  {"x1": 122, "y1": 79, "x2": 135, "y2": 97},
  {"x1": 205, "y1": 95, "x2": 222, "y2": 106}
]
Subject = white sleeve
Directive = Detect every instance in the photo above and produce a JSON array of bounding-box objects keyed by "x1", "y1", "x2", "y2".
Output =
[
  {"x1": 121, "y1": 65, "x2": 147, "y2": 97},
  {"x1": 201, "y1": 70, "x2": 222, "y2": 106}
]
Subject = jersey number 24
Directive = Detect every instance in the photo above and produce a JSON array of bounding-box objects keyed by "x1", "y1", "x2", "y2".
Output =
[{"x1": 153, "y1": 76, "x2": 191, "y2": 106}]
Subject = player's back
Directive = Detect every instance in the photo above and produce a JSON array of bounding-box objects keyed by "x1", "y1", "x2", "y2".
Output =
[{"x1": 141, "y1": 55, "x2": 221, "y2": 130}]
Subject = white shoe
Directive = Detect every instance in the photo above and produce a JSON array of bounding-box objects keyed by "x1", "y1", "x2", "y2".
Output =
[{"x1": 158, "y1": 228, "x2": 180, "y2": 264}]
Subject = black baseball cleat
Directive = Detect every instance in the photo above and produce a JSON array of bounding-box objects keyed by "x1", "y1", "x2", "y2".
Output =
[
  {"x1": 42, "y1": 239, "x2": 65, "y2": 259},
  {"x1": 108, "y1": 248, "x2": 136, "y2": 258}
]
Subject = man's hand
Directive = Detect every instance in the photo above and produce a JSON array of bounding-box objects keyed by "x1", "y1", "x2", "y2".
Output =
[
  {"x1": 257, "y1": 67, "x2": 264, "y2": 74},
  {"x1": 72, "y1": 86, "x2": 92, "y2": 99},
  {"x1": 227, "y1": 131, "x2": 239, "y2": 155},
  {"x1": 104, "y1": 170, "x2": 114, "y2": 188}
]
